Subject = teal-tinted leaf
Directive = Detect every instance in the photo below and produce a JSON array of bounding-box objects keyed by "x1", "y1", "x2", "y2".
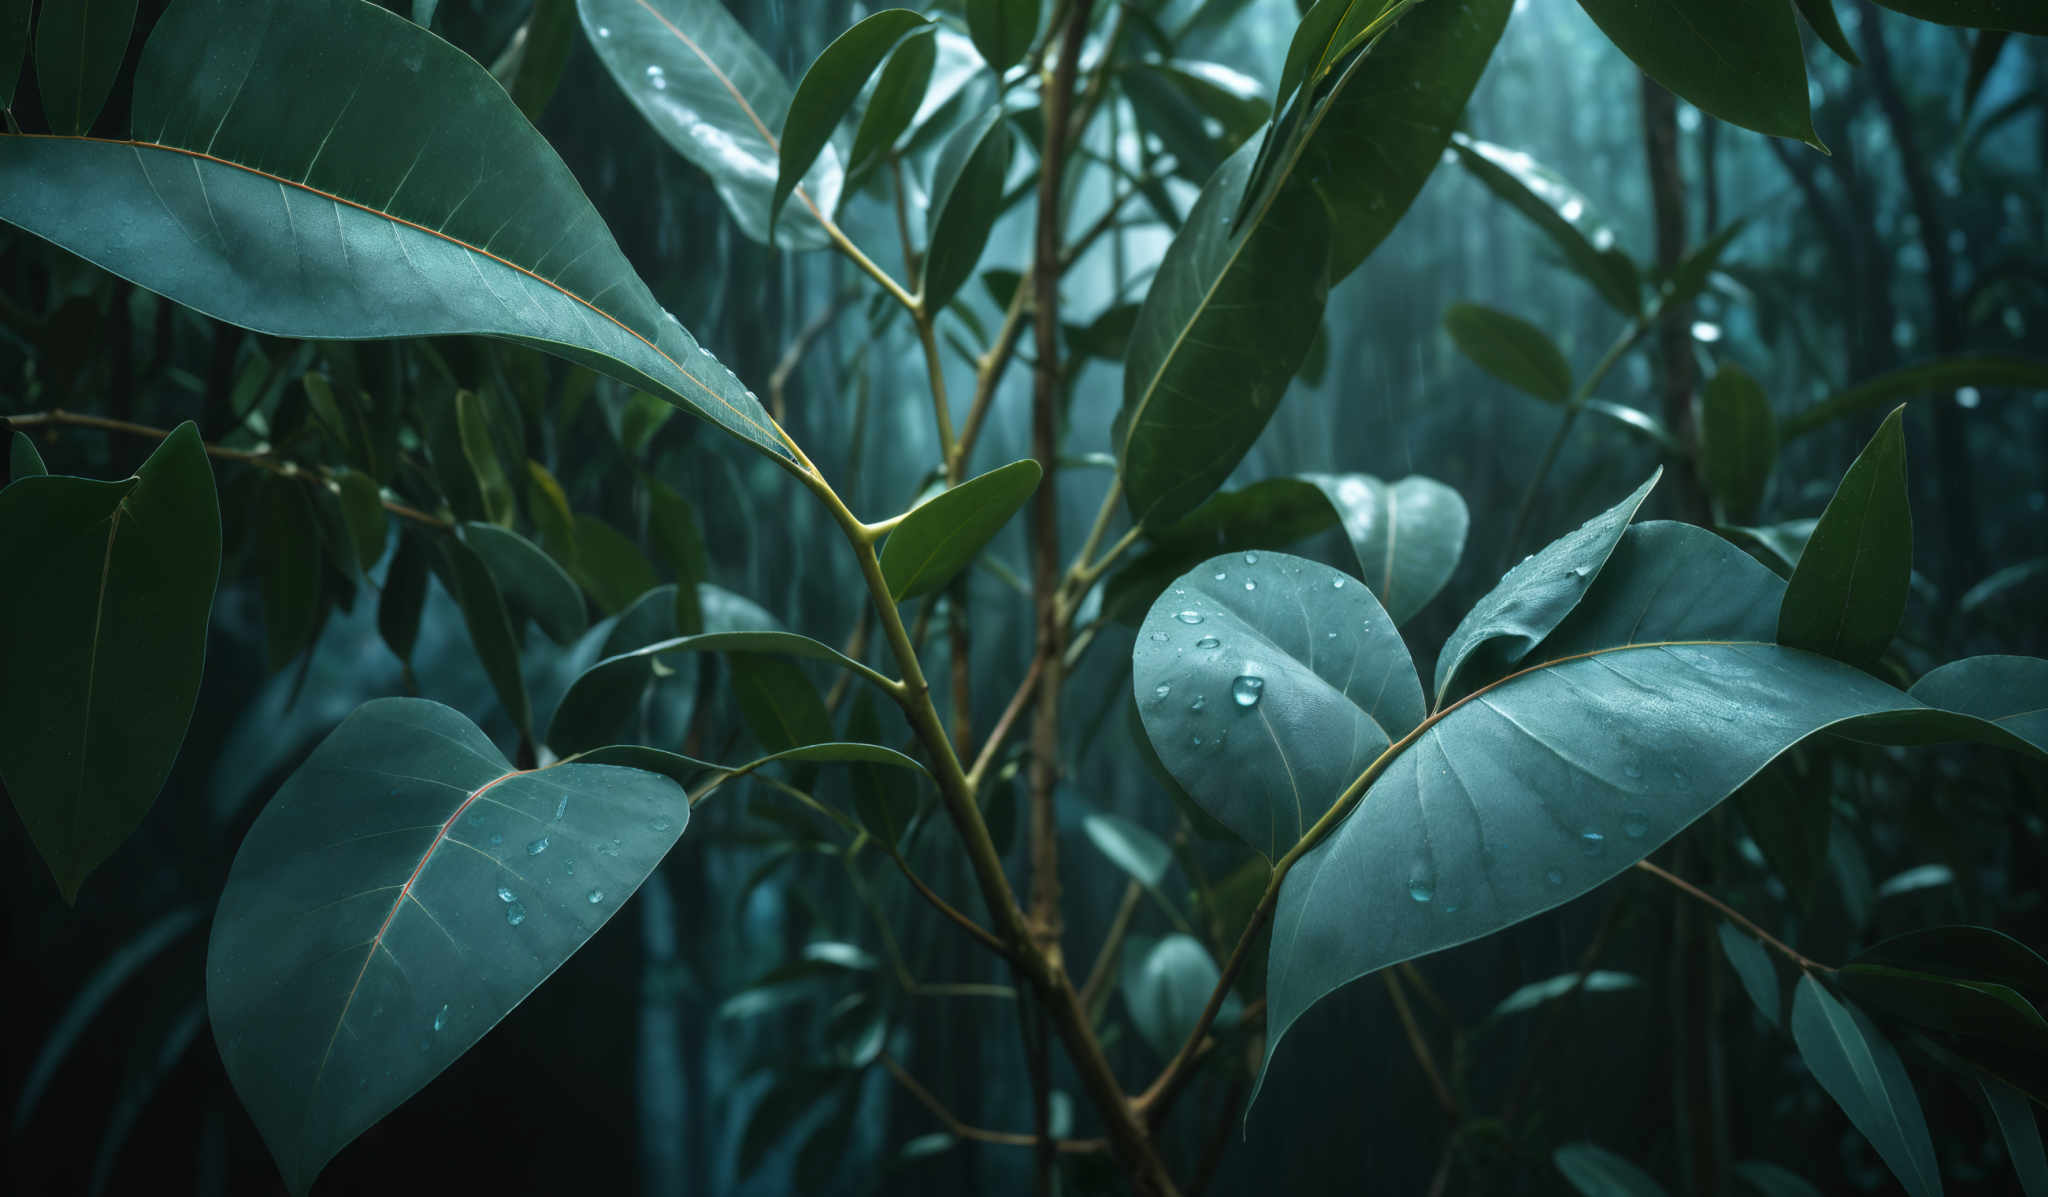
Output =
[
  {"x1": 460, "y1": 522, "x2": 588, "y2": 646},
  {"x1": 646, "y1": 482, "x2": 706, "y2": 632},
  {"x1": 845, "y1": 25, "x2": 935, "y2": 188},
  {"x1": 1488, "y1": 970, "x2": 1639, "y2": 1019},
  {"x1": 1123, "y1": 935, "x2": 1232, "y2": 1062},
  {"x1": 1698, "y1": 363, "x2": 1778, "y2": 521},
  {"x1": 1780, "y1": 355, "x2": 2048, "y2": 440},
  {"x1": 845, "y1": 694, "x2": 917, "y2": 847},
  {"x1": 1876, "y1": 863, "x2": 1953, "y2": 899},
  {"x1": 1789, "y1": 977, "x2": 1943, "y2": 1197},
  {"x1": 1120, "y1": 60, "x2": 1269, "y2": 183},
  {"x1": 412, "y1": 0, "x2": 437, "y2": 25},
  {"x1": 1717, "y1": 922, "x2": 1782, "y2": 1026},
  {"x1": 525, "y1": 460, "x2": 577, "y2": 564},
  {"x1": 1, "y1": 0, "x2": 792, "y2": 463},
  {"x1": 1869, "y1": 0, "x2": 2047, "y2": 34},
  {"x1": 1434, "y1": 471, "x2": 1658, "y2": 705},
  {"x1": 330, "y1": 469, "x2": 388, "y2": 572},
  {"x1": 1450, "y1": 134, "x2": 1642, "y2": 315},
  {"x1": 1779, "y1": 407, "x2": 1910, "y2": 667},
  {"x1": 259, "y1": 480, "x2": 323, "y2": 671},
  {"x1": 1301, "y1": 472, "x2": 1469, "y2": 626},
  {"x1": 617, "y1": 390, "x2": 673, "y2": 457},
  {"x1": 1793, "y1": 0, "x2": 1860, "y2": 66},
  {"x1": 547, "y1": 639, "x2": 701, "y2": 758},
  {"x1": 1734, "y1": 760, "x2": 1830, "y2": 910},
  {"x1": 206, "y1": 698, "x2": 690, "y2": 1193},
  {"x1": 1720, "y1": 519, "x2": 1818, "y2": 578},
  {"x1": 31, "y1": 0, "x2": 137, "y2": 133},
  {"x1": 0, "y1": 0, "x2": 28, "y2": 109},
  {"x1": 774, "y1": 11, "x2": 930, "y2": 236},
  {"x1": 0, "y1": 424, "x2": 218, "y2": 901},
  {"x1": 436, "y1": 535, "x2": 533, "y2": 738},
  {"x1": 731, "y1": 653, "x2": 832, "y2": 753},
  {"x1": 577, "y1": 0, "x2": 841, "y2": 249},
  {"x1": 741, "y1": 739, "x2": 928, "y2": 774},
  {"x1": 1908, "y1": 656, "x2": 2048, "y2": 754},
  {"x1": 1103, "y1": 477, "x2": 1338, "y2": 627},
  {"x1": 566, "y1": 744, "x2": 716, "y2": 789},
  {"x1": 1660, "y1": 218, "x2": 1749, "y2": 312},
  {"x1": 499, "y1": 0, "x2": 577, "y2": 121},
  {"x1": 966, "y1": 0, "x2": 1038, "y2": 72},
  {"x1": 1979, "y1": 1076, "x2": 2048, "y2": 1197},
  {"x1": 1555, "y1": 1143, "x2": 1671, "y2": 1197},
  {"x1": 1735, "y1": 1161, "x2": 1826, "y2": 1197},
  {"x1": 1963, "y1": 31, "x2": 2011, "y2": 113},
  {"x1": 1576, "y1": 0, "x2": 1818, "y2": 144},
  {"x1": 1847, "y1": 926, "x2": 2048, "y2": 1008},
  {"x1": 1082, "y1": 812, "x2": 1172, "y2": 889},
  {"x1": 922, "y1": 105, "x2": 1014, "y2": 313},
  {"x1": 880, "y1": 458, "x2": 1039, "y2": 599},
  {"x1": 1134, "y1": 551, "x2": 1424, "y2": 859},
  {"x1": 1838, "y1": 964, "x2": 2048, "y2": 1046},
  {"x1": 10, "y1": 429, "x2": 47, "y2": 479},
  {"x1": 569, "y1": 513, "x2": 657, "y2": 615},
  {"x1": 1443, "y1": 303, "x2": 1574, "y2": 405},
  {"x1": 378, "y1": 533, "x2": 429, "y2": 669},
  {"x1": 1586, "y1": 400, "x2": 1678, "y2": 451},
  {"x1": 456, "y1": 390, "x2": 517, "y2": 527}
]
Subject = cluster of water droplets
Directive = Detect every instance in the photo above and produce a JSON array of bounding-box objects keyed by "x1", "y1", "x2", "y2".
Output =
[{"x1": 497, "y1": 885, "x2": 527, "y2": 926}]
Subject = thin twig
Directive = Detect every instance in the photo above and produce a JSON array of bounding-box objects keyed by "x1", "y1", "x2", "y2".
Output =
[
  {"x1": 1635, "y1": 859, "x2": 1832, "y2": 974},
  {"x1": 767, "y1": 287, "x2": 858, "y2": 426},
  {"x1": 1385, "y1": 970, "x2": 1458, "y2": 1119},
  {"x1": 878, "y1": 1052, "x2": 1108, "y2": 1153},
  {"x1": 967, "y1": 655, "x2": 1045, "y2": 793}
]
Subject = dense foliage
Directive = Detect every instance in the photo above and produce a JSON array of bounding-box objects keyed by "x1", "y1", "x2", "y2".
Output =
[{"x1": 4, "y1": 0, "x2": 2047, "y2": 1193}]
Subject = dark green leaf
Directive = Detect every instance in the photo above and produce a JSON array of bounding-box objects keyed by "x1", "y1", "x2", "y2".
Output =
[
  {"x1": 1779, "y1": 407, "x2": 1910, "y2": 667},
  {"x1": 1848, "y1": 926, "x2": 2048, "y2": 1008},
  {"x1": 1661, "y1": 218, "x2": 1749, "y2": 311},
  {"x1": 1734, "y1": 759, "x2": 1830, "y2": 910},
  {"x1": 966, "y1": 0, "x2": 1038, "y2": 72},
  {"x1": 456, "y1": 390, "x2": 517, "y2": 527},
  {"x1": 1698, "y1": 363, "x2": 1778, "y2": 521},
  {"x1": 1909, "y1": 656, "x2": 2048, "y2": 755},
  {"x1": 1554, "y1": 1142, "x2": 1671, "y2": 1197},
  {"x1": 547, "y1": 641, "x2": 699, "y2": 758},
  {"x1": 1789, "y1": 977, "x2": 1943, "y2": 1197},
  {"x1": 1979, "y1": 1075, "x2": 2048, "y2": 1197},
  {"x1": 1717, "y1": 922, "x2": 1782, "y2": 1026},
  {"x1": 1780, "y1": 355, "x2": 2048, "y2": 440},
  {"x1": 0, "y1": 0, "x2": 28, "y2": 109},
  {"x1": 731, "y1": 653, "x2": 832, "y2": 753},
  {"x1": 525, "y1": 460, "x2": 577, "y2": 564},
  {"x1": 436, "y1": 535, "x2": 533, "y2": 738},
  {"x1": 1719, "y1": 519, "x2": 1817, "y2": 578},
  {"x1": 774, "y1": 11, "x2": 930, "y2": 235},
  {"x1": 1301, "y1": 473, "x2": 1469, "y2": 626},
  {"x1": 378, "y1": 533, "x2": 430, "y2": 669},
  {"x1": 31, "y1": 0, "x2": 138, "y2": 134},
  {"x1": 1869, "y1": 0, "x2": 2047, "y2": 34},
  {"x1": 500, "y1": 0, "x2": 577, "y2": 121},
  {"x1": 330, "y1": 468, "x2": 388, "y2": 572},
  {"x1": 1450, "y1": 134, "x2": 1643, "y2": 315},
  {"x1": 1576, "y1": 0, "x2": 1818, "y2": 144},
  {"x1": 10, "y1": 429, "x2": 47, "y2": 480},
  {"x1": 880, "y1": 458, "x2": 1039, "y2": 599},
  {"x1": 1442, "y1": 303, "x2": 1574, "y2": 405},
  {"x1": 1585, "y1": 400, "x2": 1678, "y2": 451},
  {"x1": 0, "y1": 424, "x2": 218, "y2": 900},
  {"x1": 259, "y1": 481, "x2": 324, "y2": 671},
  {"x1": 922, "y1": 106, "x2": 1014, "y2": 313},
  {"x1": 1793, "y1": 0, "x2": 1860, "y2": 66},
  {"x1": 1103, "y1": 477, "x2": 1339, "y2": 626},
  {"x1": 846, "y1": 694, "x2": 917, "y2": 847},
  {"x1": 1119, "y1": 60, "x2": 1268, "y2": 183},
  {"x1": 569, "y1": 513, "x2": 657, "y2": 615},
  {"x1": 460, "y1": 522, "x2": 587, "y2": 646},
  {"x1": 206, "y1": 698, "x2": 690, "y2": 1194},
  {"x1": 846, "y1": 27, "x2": 935, "y2": 188},
  {"x1": 1838, "y1": 964, "x2": 2048, "y2": 1047}
]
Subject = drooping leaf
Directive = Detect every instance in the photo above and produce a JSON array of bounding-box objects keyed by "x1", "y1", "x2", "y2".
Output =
[
  {"x1": 434, "y1": 534, "x2": 534, "y2": 739},
  {"x1": 879, "y1": 458, "x2": 1039, "y2": 599},
  {"x1": 1122, "y1": 934, "x2": 1234, "y2": 1062},
  {"x1": 1300, "y1": 473, "x2": 1469, "y2": 626},
  {"x1": 0, "y1": 0, "x2": 792, "y2": 462},
  {"x1": 773, "y1": 10, "x2": 930, "y2": 235},
  {"x1": 1450, "y1": 134, "x2": 1642, "y2": 315},
  {"x1": 1868, "y1": 0, "x2": 2047, "y2": 34},
  {"x1": 965, "y1": 0, "x2": 1038, "y2": 73},
  {"x1": 11, "y1": 429, "x2": 48, "y2": 479},
  {"x1": 1697, "y1": 363, "x2": 1778, "y2": 521},
  {"x1": 1488, "y1": 970, "x2": 1639, "y2": 1019},
  {"x1": 845, "y1": 26, "x2": 935, "y2": 188},
  {"x1": 1434, "y1": 471, "x2": 1658, "y2": 705},
  {"x1": 1789, "y1": 977, "x2": 1944, "y2": 1197},
  {"x1": 1837, "y1": 964, "x2": 2048, "y2": 1048},
  {"x1": 1717, "y1": 922, "x2": 1782, "y2": 1026},
  {"x1": 330, "y1": 469, "x2": 388, "y2": 572},
  {"x1": 460, "y1": 522, "x2": 588, "y2": 646},
  {"x1": 1780, "y1": 355, "x2": 2048, "y2": 440},
  {"x1": 1554, "y1": 1143, "x2": 1671, "y2": 1197},
  {"x1": 1979, "y1": 1075, "x2": 2048, "y2": 1197},
  {"x1": 207, "y1": 698, "x2": 690, "y2": 1194},
  {"x1": 31, "y1": 0, "x2": 138, "y2": 134},
  {"x1": 1576, "y1": 0, "x2": 1818, "y2": 145},
  {"x1": 1134, "y1": 550, "x2": 1424, "y2": 859},
  {"x1": 0, "y1": 426, "x2": 218, "y2": 901},
  {"x1": 1793, "y1": 0, "x2": 1860, "y2": 66},
  {"x1": 922, "y1": 105, "x2": 1015, "y2": 313},
  {"x1": 1119, "y1": 60, "x2": 1269, "y2": 183},
  {"x1": 576, "y1": 0, "x2": 842, "y2": 249},
  {"x1": 1443, "y1": 303, "x2": 1573, "y2": 405},
  {"x1": 1907, "y1": 656, "x2": 2048, "y2": 754},
  {"x1": 1779, "y1": 407, "x2": 1911, "y2": 668}
]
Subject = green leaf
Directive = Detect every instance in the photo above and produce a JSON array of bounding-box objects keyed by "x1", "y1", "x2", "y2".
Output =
[
  {"x1": 10, "y1": 429, "x2": 47, "y2": 479},
  {"x1": 498, "y1": 0, "x2": 578, "y2": 121},
  {"x1": 378, "y1": 533, "x2": 430, "y2": 669},
  {"x1": 1585, "y1": 400, "x2": 1679, "y2": 451},
  {"x1": 922, "y1": 106, "x2": 1015, "y2": 314},
  {"x1": 731, "y1": 653, "x2": 833, "y2": 753},
  {"x1": 966, "y1": 0, "x2": 1038, "y2": 72},
  {"x1": 1780, "y1": 355, "x2": 2048, "y2": 440},
  {"x1": 1909, "y1": 656, "x2": 2048, "y2": 755},
  {"x1": 1102, "y1": 477, "x2": 1339, "y2": 627},
  {"x1": 0, "y1": 0, "x2": 29, "y2": 109},
  {"x1": 31, "y1": 0, "x2": 138, "y2": 134},
  {"x1": 1555, "y1": 1143, "x2": 1671, "y2": 1197},
  {"x1": 258, "y1": 480, "x2": 324, "y2": 671},
  {"x1": 546, "y1": 640, "x2": 700, "y2": 758},
  {"x1": 1122, "y1": 934, "x2": 1233, "y2": 1062},
  {"x1": 1450, "y1": 134, "x2": 1643, "y2": 315},
  {"x1": 1979, "y1": 1076, "x2": 2048, "y2": 1197},
  {"x1": 1119, "y1": 60, "x2": 1269, "y2": 183},
  {"x1": 1847, "y1": 926, "x2": 2048, "y2": 1008},
  {"x1": 774, "y1": 11, "x2": 930, "y2": 237},
  {"x1": 1837, "y1": 964, "x2": 2048, "y2": 1045},
  {"x1": 845, "y1": 26, "x2": 935, "y2": 189},
  {"x1": 0, "y1": 424, "x2": 219, "y2": 900},
  {"x1": 1576, "y1": 0, "x2": 1818, "y2": 145},
  {"x1": 456, "y1": 390, "x2": 518, "y2": 527},
  {"x1": 1697, "y1": 363, "x2": 1778, "y2": 521},
  {"x1": 460, "y1": 522, "x2": 588, "y2": 646},
  {"x1": 1488, "y1": 970, "x2": 1639, "y2": 1019},
  {"x1": 1793, "y1": 0, "x2": 1860, "y2": 66},
  {"x1": 880, "y1": 458, "x2": 1040, "y2": 600},
  {"x1": 1778, "y1": 406, "x2": 1911, "y2": 668},
  {"x1": 569, "y1": 513, "x2": 657, "y2": 615},
  {"x1": 524, "y1": 460, "x2": 577, "y2": 564},
  {"x1": 1734, "y1": 760, "x2": 1830, "y2": 910},
  {"x1": 1434, "y1": 472, "x2": 1658, "y2": 705},
  {"x1": 435, "y1": 535, "x2": 533, "y2": 739},
  {"x1": 1134, "y1": 550, "x2": 1425, "y2": 859},
  {"x1": 1082, "y1": 812, "x2": 1172, "y2": 889},
  {"x1": 0, "y1": 0, "x2": 789, "y2": 462},
  {"x1": 1719, "y1": 519, "x2": 1818, "y2": 578},
  {"x1": 1442, "y1": 303, "x2": 1574, "y2": 405},
  {"x1": 330, "y1": 469, "x2": 388, "y2": 572},
  {"x1": 1301, "y1": 473, "x2": 1469, "y2": 626},
  {"x1": 846, "y1": 694, "x2": 917, "y2": 847},
  {"x1": 646, "y1": 482, "x2": 707, "y2": 633},
  {"x1": 577, "y1": 0, "x2": 841, "y2": 250},
  {"x1": 1717, "y1": 922, "x2": 1782, "y2": 1026},
  {"x1": 1869, "y1": 0, "x2": 2047, "y2": 34},
  {"x1": 1789, "y1": 977, "x2": 1943, "y2": 1197},
  {"x1": 206, "y1": 697, "x2": 690, "y2": 1194},
  {"x1": 1660, "y1": 218, "x2": 1749, "y2": 312}
]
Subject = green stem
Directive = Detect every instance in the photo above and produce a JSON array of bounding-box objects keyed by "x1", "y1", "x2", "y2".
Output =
[{"x1": 1499, "y1": 319, "x2": 1647, "y2": 561}]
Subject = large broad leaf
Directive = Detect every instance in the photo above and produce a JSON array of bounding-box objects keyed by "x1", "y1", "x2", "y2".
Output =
[
  {"x1": 1449, "y1": 134, "x2": 1641, "y2": 315},
  {"x1": 1869, "y1": 0, "x2": 2047, "y2": 34},
  {"x1": 1133, "y1": 550, "x2": 1424, "y2": 859},
  {"x1": 1789, "y1": 977, "x2": 1943, "y2": 1197},
  {"x1": 1101, "y1": 476, "x2": 1339, "y2": 627},
  {"x1": 1909, "y1": 657, "x2": 2048, "y2": 754},
  {"x1": 0, "y1": 0, "x2": 791, "y2": 464},
  {"x1": 1698, "y1": 363, "x2": 1778, "y2": 522},
  {"x1": 1778, "y1": 407, "x2": 1910, "y2": 667},
  {"x1": 0, "y1": 424, "x2": 219, "y2": 901},
  {"x1": 1300, "y1": 472, "x2": 1469, "y2": 626},
  {"x1": 207, "y1": 698, "x2": 690, "y2": 1194},
  {"x1": 1118, "y1": 60, "x2": 1269, "y2": 184},
  {"x1": 1780, "y1": 355, "x2": 2048, "y2": 440},
  {"x1": 1443, "y1": 302, "x2": 1574, "y2": 405},
  {"x1": 772, "y1": 10, "x2": 930, "y2": 235},
  {"x1": 577, "y1": 0, "x2": 842, "y2": 250},
  {"x1": 31, "y1": 0, "x2": 138, "y2": 134},
  {"x1": 1254, "y1": 521, "x2": 1972, "y2": 1112},
  {"x1": 1576, "y1": 0, "x2": 1818, "y2": 145},
  {"x1": 879, "y1": 458, "x2": 1039, "y2": 600}
]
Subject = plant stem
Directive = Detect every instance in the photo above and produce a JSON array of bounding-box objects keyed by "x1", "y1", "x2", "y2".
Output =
[
  {"x1": 1384, "y1": 970, "x2": 1458, "y2": 1119},
  {"x1": 878, "y1": 1052, "x2": 1107, "y2": 1153},
  {"x1": 1634, "y1": 859, "x2": 1832, "y2": 973},
  {"x1": 1499, "y1": 320, "x2": 1646, "y2": 561}
]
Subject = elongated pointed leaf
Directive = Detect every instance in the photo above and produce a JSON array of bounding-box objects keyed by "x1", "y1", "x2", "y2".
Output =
[
  {"x1": 1780, "y1": 355, "x2": 2048, "y2": 440},
  {"x1": 1718, "y1": 922, "x2": 1782, "y2": 1026},
  {"x1": 10, "y1": 429, "x2": 47, "y2": 479},
  {"x1": 845, "y1": 26, "x2": 934, "y2": 188},
  {"x1": 1434, "y1": 471, "x2": 1658, "y2": 705},
  {"x1": 773, "y1": 11, "x2": 930, "y2": 235},
  {"x1": 460, "y1": 522, "x2": 587, "y2": 646},
  {"x1": 1848, "y1": 926, "x2": 2048, "y2": 1009},
  {"x1": 1489, "y1": 971, "x2": 1639, "y2": 1019},
  {"x1": 922, "y1": 106, "x2": 1014, "y2": 313},
  {"x1": 1794, "y1": 0, "x2": 1860, "y2": 65},
  {"x1": 0, "y1": 0, "x2": 28, "y2": 109},
  {"x1": 1980, "y1": 1075, "x2": 2048, "y2": 1197},
  {"x1": 966, "y1": 0, "x2": 1038, "y2": 73},
  {"x1": 1134, "y1": 551, "x2": 1424, "y2": 859},
  {"x1": 1779, "y1": 407, "x2": 1910, "y2": 667},
  {"x1": 31, "y1": 0, "x2": 138, "y2": 134},
  {"x1": 1555, "y1": 1143, "x2": 1671, "y2": 1197},
  {"x1": 1083, "y1": 813, "x2": 1172, "y2": 889},
  {"x1": 455, "y1": 390, "x2": 517, "y2": 526},
  {"x1": 207, "y1": 698, "x2": 690, "y2": 1193},
  {"x1": 0, "y1": 424, "x2": 219, "y2": 901},
  {"x1": 1870, "y1": 0, "x2": 2047, "y2": 34},
  {"x1": 1443, "y1": 303, "x2": 1573, "y2": 404},
  {"x1": 1577, "y1": 0, "x2": 1818, "y2": 145},
  {"x1": 1907, "y1": 657, "x2": 2048, "y2": 755},
  {"x1": 0, "y1": 0, "x2": 791, "y2": 463},
  {"x1": 1790, "y1": 977, "x2": 1943, "y2": 1197},
  {"x1": 1119, "y1": 60, "x2": 1269, "y2": 184},
  {"x1": 577, "y1": 0, "x2": 841, "y2": 249},
  {"x1": 1698, "y1": 364, "x2": 1777, "y2": 521},
  {"x1": 330, "y1": 469, "x2": 387, "y2": 571},
  {"x1": 1301, "y1": 473, "x2": 1469, "y2": 626},
  {"x1": 434, "y1": 534, "x2": 533, "y2": 738},
  {"x1": 879, "y1": 458, "x2": 1039, "y2": 599},
  {"x1": 1450, "y1": 134, "x2": 1642, "y2": 315}
]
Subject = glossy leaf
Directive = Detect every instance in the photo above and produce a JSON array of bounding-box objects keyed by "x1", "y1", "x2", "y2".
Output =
[
  {"x1": 1555, "y1": 1143, "x2": 1671, "y2": 1197},
  {"x1": 10, "y1": 429, "x2": 47, "y2": 479},
  {"x1": 922, "y1": 106, "x2": 1014, "y2": 313},
  {"x1": 460, "y1": 522, "x2": 588, "y2": 646},
  {"x1": 1908, "y1": 657, "x2": 2048, "y2": 755},
  {"x1": 1793, "y1": 0, "x2": 1860, "y2": 66},
  {"x1": 1780, "y1": 355, "x2": 2048, "y2": 440},
  {"x1": 1123, "y1": 935, "x2": 1230, "y2": 1062},
  {"x1": 966, "y1": 0, "x2": 1038, "y2": 73},
  {"x1": 773, "y1": 10, "x2": 930, "y2": 235},
  {"x1": 845, "y1": 26, "x2": 935, "y2": 188},
  {"x1": 577, "y1": 0, "x2": 841, "y2": 249},
  {"x1": 1586, "y1": 400, "x2": 1678, "y2": 451},
  {"x1": 1789, "y1": 976, "x2": 1943, "y2": 1197},
  {"x1": 1119, "y1": 60, "x2": 1268, "y2": 183},
  {"x1": 1102, "y1": 477, "x2": 1338, "y2": 627},
  {"x1": 0, "y1": 0, "x2": 790, "y2": 462},
  {"x1": 1576, "y1": 0, "x2": 1818, "y2": 145},
  {"x1": 1718, "y1": 922, "x2": 1782, "y2": 1026},
  {"x1": 0, "y1": 424, "x2": 218, "y2": 900},
  {"x1": 1779, "y1": 407, "x2": 1910, "y2": 667},
  {"x1": 1450, "y1": 134, "x2": 1642, "y2": 315},
  {"x1": 31, "y1": 0, "x2": 137, "y2": 134},
  {"x1": 1979, "y1": 1076, "x2": 2048, "y2": 1197},
  {"x1": 207, "y1": 698, "x2": 690, "y2": 1193},
  {"x1": 435, "y1": 535, "x2": 533, "y2": 739},
  {"x1": 1434, "y1": 472, "x2": 1658, "y2": 705},
  {"x1": 1698, "y1": 363, "x2": 1777, "y2": 521},
  {"x1": 1301, "y1": 473, "x2": 1469, "y2": 626},
  {"x1": 880, "y1": 458, "x2": 1039, "y2": 600},
  {"x1": 1869, "y1": 0, "x2": 2047, "y2": 34},
  {"x1": 1134, "y1": 550, "x2": 1425, "y2": 859},
  {"x1": 1443, "y1": 303, "x2": 1573, "y2": 405}
]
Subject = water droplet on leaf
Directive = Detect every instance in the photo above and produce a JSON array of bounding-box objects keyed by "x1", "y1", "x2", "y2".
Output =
[
  {"x1": 1622, "y1": 811, "x2": 1650, "y2": 839},
  {"x1": 496, "y1": 886, "x2": 515, "y2": 903},
  {"x1": 1196, "y1": 636, "x2": 1220, "y2": 649},
  {"x1": 1231, "y1": 676, "x2": 1264, "y2": 707},
  {"x1": 1580, "y1": 829, "x2": 1605, "y2": 855},
  {"x1": 433, "y1": 1003, "x2": 449, "y2": 1032},
  {"x1": 1175, "y1": 610, "x2": 1204, "y2": 625},
  {"x1": 526, "y1": 836, "x2": 550, "y2": 856},
  {"x1": 587, "y1": 889, "x2": 605, "y2": 905},
  {"x1": 505, "y1": 902, "x2": 527, "y2": 927}
]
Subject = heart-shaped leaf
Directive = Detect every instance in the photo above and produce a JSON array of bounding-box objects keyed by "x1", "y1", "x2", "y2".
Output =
[
  {"x1": 1779, "y1": 406, "x2": 1910, "y2": 667},
  {"x1": 1790, "y1": 976, "x2": 1943, "y2": 1197},
  {"x1": 1301, "y1": 473, "x2": 1469, "y2": 626},
  {"x1": 207, "y1": 698, "x2": 690, "y2": 1193},
  {"x1": 879, "y1": 458, "x2": 1040, "y2": 600}
]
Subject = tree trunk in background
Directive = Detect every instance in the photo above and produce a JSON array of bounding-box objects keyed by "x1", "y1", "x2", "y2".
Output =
[{"x1": 1640, "y1": 79, "x2": 1707, "y2": 524}]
